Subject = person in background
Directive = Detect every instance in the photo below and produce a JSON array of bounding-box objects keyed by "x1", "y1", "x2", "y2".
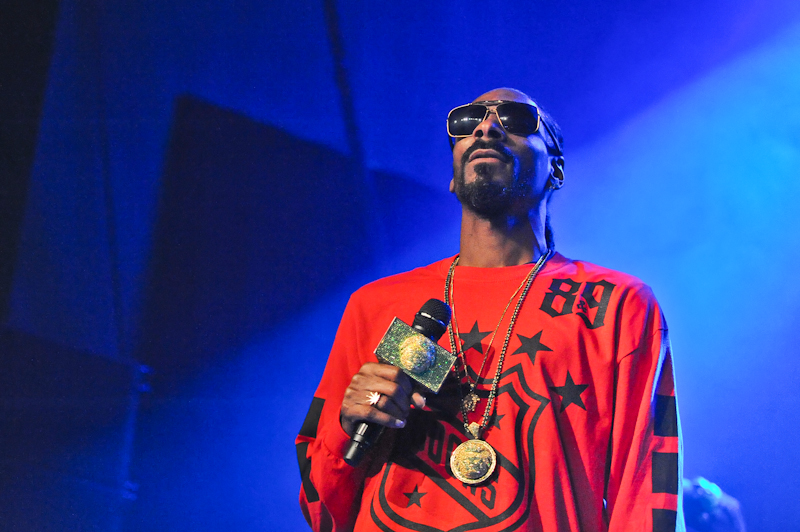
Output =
[{"x1": 684, "y1": 477, "x2": 746, "y2": 532}]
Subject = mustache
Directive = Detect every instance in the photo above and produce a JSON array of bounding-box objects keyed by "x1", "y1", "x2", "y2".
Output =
[{"x1": 461, "y1": 140, "x2": 513, "y2": 165}]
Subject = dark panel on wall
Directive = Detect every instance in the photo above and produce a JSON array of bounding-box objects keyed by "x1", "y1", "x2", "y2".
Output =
[
  {"x1": 139, "y1": 95, "x2": 459, "y2": 390},
  {"x1": 0, "y1": 328, "x2": 138, "y2": 531},
  {"x1": 0, "y1": 0, "x2": 60, "y2": 323},
  {"x1": 127, "y1": 96, "x2": 456, "y2": 531},
  {"x1": 139, "y1": 95, "x2": 374, "y2": 385}
]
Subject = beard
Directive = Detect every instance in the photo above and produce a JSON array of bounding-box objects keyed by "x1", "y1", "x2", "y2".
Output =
[{"x1": 453, "y1": 143, "x2": 533, "y2": 219}]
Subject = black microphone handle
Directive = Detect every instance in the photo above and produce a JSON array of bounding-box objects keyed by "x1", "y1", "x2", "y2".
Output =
[
  {"x1": 343, "y1": 299, "x2": 450, "y2": 467},
  {"x1": 343, "y1": 421, "x2": 384, "y2": 465}
]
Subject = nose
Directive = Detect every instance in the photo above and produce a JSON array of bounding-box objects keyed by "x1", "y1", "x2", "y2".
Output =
[{"x1": 472, "y1": 108, "x2": 506, "y2": 140}]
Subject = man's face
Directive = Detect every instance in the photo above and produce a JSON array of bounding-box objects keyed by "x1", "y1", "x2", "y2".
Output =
[{"x1": 450, "y1": 88, "x2": 552, "y2": 219}]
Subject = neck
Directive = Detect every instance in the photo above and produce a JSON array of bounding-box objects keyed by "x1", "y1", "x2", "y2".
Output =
[{"x1": 457, "y1": 207, "x2": 549, "y2": 267}]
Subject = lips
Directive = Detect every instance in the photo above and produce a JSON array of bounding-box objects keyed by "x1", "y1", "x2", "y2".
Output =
[{"x1": 468, "y1": 148, "x2": 509, "y2": 163}]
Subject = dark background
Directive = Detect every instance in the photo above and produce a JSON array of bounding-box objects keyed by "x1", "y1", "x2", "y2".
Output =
[{"x1": 2, "y1": 0, "x2": 799, "y2": 530}]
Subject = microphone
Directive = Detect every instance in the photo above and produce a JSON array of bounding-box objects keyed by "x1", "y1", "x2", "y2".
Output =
[{"x1": 343, "y1": 299, "x2": 454, "y2": 467}]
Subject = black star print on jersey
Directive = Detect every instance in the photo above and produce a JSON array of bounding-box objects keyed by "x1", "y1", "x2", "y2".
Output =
[
  {"x1": 511, "y1": 330, "x2": 552, "y2": 364},
  {"x1": 549, "y1": 371, "x2": 589, "y2": 412},
  {"x1": 404, "y1": 485, "x2": 426, "y2": 507},
  {"x1": 459, "y1": 321, "x2": 491, "y2": 354},
  {"x1": 490, "y1": 413, "x2": 505, "y2": 430}
]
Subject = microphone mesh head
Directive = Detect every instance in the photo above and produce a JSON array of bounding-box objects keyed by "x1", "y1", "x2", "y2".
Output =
[
  {"x1": 412, "y1": 299, "x2": 451, "y2": 341},
  {"x1": 420, "y1": 298, "x2": 451, "y2": 325}
]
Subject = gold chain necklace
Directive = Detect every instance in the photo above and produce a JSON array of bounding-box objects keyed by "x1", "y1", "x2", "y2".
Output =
[
  {"x1": 448, "y1": 258, "x2": 529, "y2": 413},
  {"x1": 444, "y1": 249, "x2": 552, "y2": 484}
]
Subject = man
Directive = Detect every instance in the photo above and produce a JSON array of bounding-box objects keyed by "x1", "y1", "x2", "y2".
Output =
[{"x1": 296, "y1": 88, "x2": 683, "y2": 531}]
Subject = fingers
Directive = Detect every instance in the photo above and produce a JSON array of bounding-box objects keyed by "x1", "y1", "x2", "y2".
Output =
[
  {"x1": 345, "y1": 365, "x2": 411, "y2": 418},
  {"x1": 364, "y1": 363, "x2": 414, "y2": 397},
  {"x1": 341, "y1": 363, "x2": 423, "y2": 436},
  {"x1": 411, "y1": 391, "x2": 426, "y2": 410},
  {"x1": 342, "y1": 396, "x2": 406, "y2": 434}
]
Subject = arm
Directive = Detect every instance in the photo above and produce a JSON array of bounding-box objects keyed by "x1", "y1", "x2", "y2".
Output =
[
  {"x1": 606, "y1": 310, "x2": 685, "y2": 532},
  {"x1": 296, "y1": 395, "x2": 360, "y2": 532},
  {"x1": 295, "y1": 297, "x2": 423, "y2": 531}
]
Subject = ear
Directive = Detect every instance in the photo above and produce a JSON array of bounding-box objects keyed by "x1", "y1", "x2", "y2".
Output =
[
  {"x1": 449, "y1": 177, "x2": 455, "y2": 193},
  {"x1": 549, "y1": 156, "x2": 565, "y2": 190}
]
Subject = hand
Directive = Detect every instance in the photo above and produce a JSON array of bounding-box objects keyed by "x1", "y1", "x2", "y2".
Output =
[{"x1": 341, "y1": 362, "x2": 426, "y2": 436}]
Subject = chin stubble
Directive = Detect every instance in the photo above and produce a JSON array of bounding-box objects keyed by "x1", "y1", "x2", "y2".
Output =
[{"x1": 453, "y1": 159, "x2": 532, "y2": 219}]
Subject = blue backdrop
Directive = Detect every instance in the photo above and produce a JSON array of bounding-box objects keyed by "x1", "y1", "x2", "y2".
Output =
[{"x1": 4, "y1": 1, "x2": 800, "y2": 530}]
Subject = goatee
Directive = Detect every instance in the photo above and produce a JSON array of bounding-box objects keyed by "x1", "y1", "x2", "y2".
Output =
[
  {"x1": 454, "y1": 166, "x2": 514, "y2": 218},
  {"x1": 453, "y1": 161, "x2": 532, "y2": 219}
]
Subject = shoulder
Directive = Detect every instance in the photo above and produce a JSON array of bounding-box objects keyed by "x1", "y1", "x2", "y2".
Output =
[
  {"x1": 546, "y1": 252, "x2": 656, "y2": 300},
  {"x1": 545, "y1": 255, "x2": 667, "y2": 358},
  {"x1": 547, "y1": 252, "x2": 647, "y2": 287},
  {"x1": 345, "y1": 256, "x2": 455, "y2": 320},
  {"x1": 544, "y1": 253, "x2": 663, "y2": 332},
  {"x1": 358, "y1": 256, "x2": 452, "y2": 294}
]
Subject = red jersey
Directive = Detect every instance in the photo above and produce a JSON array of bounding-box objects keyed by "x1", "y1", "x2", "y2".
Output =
[{"x1": 296, "y1": 253, "x2": 683, "y2": 532}]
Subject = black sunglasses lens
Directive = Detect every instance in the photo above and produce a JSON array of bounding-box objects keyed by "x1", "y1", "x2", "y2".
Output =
[
  {"x1": 448, "y1": 105, "x2": 486, "y2": 136},
  {"x1": 448, "y1": 102, "x2": 540, "y2": 137},
  {"x1": 497, "y1": 102, "x2": 539, "y2": 136}
]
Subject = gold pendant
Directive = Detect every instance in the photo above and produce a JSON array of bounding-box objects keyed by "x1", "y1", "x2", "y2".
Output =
[
  {"x1": 450, "y1": 439, "x2": 497, "y2": 485},
  {"x1": 462, "y1": 392, "x2": 479, "y2": 412},
  {"x1": 467, "y1": 422, "x2": 481, "y2": 439}
]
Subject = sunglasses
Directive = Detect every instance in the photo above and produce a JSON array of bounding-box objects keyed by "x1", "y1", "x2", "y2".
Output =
[{"x1": 447, "y1": 100, "x2": 562, "y2": 154}]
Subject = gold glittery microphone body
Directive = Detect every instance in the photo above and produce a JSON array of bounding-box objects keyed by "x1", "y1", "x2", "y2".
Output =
[{"x1": 343, "y1": 299, "x2": 455, "y2": 466}]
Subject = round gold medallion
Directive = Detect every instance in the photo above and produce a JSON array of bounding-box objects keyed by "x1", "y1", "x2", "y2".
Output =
[
  {"x1": 450, "y1": 439, "x2": 497, "y2": 485},
  {"x1": 398, "y1": 335, "x2": 436, "y2": 374}
]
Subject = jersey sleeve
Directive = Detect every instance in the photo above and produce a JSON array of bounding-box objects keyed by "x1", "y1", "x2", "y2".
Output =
[
  {"x1": 606, "y1": 288, "x2": 685, "y2": 532},
  {"x1": 295, "y1": 294, "x2": 375, "y2": 532}
]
